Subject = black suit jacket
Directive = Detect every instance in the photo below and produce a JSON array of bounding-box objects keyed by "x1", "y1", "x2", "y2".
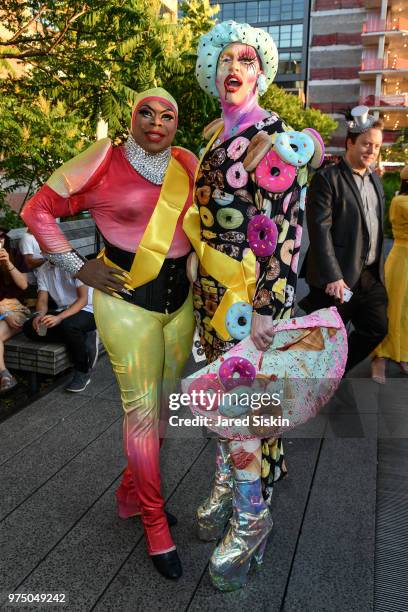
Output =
[{"x1": 301, "y1": 159, "x2": 386, "y2": 290}]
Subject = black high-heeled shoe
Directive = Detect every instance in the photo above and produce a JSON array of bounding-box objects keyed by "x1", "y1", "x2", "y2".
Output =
[{"x1": 151, "y1": 549, "x2": 182, "y2": 580}]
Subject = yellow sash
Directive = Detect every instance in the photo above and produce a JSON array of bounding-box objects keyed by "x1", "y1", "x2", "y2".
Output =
[
  {"x1": 182, "y1": 125, "x2": 257, "y2": 341},
  {"x1": 103, "y1": 155, "x2": 190, "y2": 289}
]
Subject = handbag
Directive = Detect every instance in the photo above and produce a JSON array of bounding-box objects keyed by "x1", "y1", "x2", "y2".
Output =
[{"x1": 182, "y1": 307, "x2": 348, "y2": 440}]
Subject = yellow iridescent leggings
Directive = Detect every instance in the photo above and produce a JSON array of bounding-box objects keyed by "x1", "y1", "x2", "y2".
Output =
[{"x1": 93, "y1": 289, "x2": 194, "y2": 554}]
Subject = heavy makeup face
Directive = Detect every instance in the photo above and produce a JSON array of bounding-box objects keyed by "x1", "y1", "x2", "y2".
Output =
[
  {"x1": 216, "y1": 42, "x2": 263, "y2": 106},
  {"x1": 131, "y1": 100, "x2": 177, "y2": 154}
]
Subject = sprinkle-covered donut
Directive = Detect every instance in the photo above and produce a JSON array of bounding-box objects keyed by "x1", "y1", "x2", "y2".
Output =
[
  {"x1": 225, "y1": 301, "x2": 253, "y2": 340},
  {"x1": 219, "y1": 357, "x2": 256, "y2": 391},
  {"x1": 216, "y1": 243, "x2": 240, "y2": 258},
  {"x1": 226, "y1": 162, "x2": 248, "y2": 189},
  {"x1": 188, "y1": 374, "x2": 222, "y2": 411},
  {"x1": 208, "y1": 169, "x2": 224, "y2": 188},
  {"x1": 246, "y1": 205, "x2": 258, "y2": 218},
  {"x1": 255, "y1": 114, "x2": 279, "y2": 130},
  {"x1": 200, "y1": 206, "x2": 214, "y2": 227},
  {"x1": 216, "y1": 207, "x2": 244, "y2": 230},
  {"x1": 219, "y1": 230, "x2": 246, "y2": 243},
  {"x1": 209, "y1": 148, "x2": 227, "y2": 168},
  {"x1": 196, "y1": 185, "x2": 211, "y2": 206},
  {"x1": 247, "y1": 214, "x2": 278, "y2": 257},
  {"x1": 266, "y1": 255, "x2": 280, "y2": 281},
  {"x1": 275, "y1": 131, "x2": 315, "y2": 167},
  {"x1": 255, "y1": 150, "x2": 296, "y2": 193},
  {"x1": 235, "y1": 189, "x2": 253, "y2": 204},
  {"x1": 302, "y1": 127, "x2": 325, "y2": 169},
  {"x1": 227, "y1": 137, "x2": 250, "y2": 161},
  {"x1": 218, "y1": 386, "x2": 252, "y2": 418},
  {"x1": 213, "y1": 188, "x2": 234, "y2": 207}
]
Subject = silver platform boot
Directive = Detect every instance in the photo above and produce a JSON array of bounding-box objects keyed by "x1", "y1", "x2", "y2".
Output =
[
  {"x1": 197, "y1": 438, "x2": 233, "y2": 541},
  {"x1": 209, "y1": 477, "x2": 273, "y2": 591}
]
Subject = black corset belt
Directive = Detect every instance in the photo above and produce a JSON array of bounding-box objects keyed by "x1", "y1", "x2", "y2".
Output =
[{"x1": 104, "y1": 242, "x2": 190, "y2": 314}]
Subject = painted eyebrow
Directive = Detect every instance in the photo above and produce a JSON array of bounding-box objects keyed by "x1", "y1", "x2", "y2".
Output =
[{"x1": 139, "y1": 103, "x2": 175, "y2": 115}]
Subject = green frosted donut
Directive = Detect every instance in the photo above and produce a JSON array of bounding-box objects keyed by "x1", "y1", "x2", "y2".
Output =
[{"x1": 216, "y1": 207, "x2": 244, "y2": 230}]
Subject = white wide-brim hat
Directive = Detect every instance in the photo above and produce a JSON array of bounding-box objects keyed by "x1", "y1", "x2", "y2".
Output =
[{"x1": 196, "y1": 20, "x2": 278, "y2": 98}]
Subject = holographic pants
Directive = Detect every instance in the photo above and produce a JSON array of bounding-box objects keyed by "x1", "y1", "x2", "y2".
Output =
[{"x1": 93, "y1": 290, "x2": 194, "y2": 554}]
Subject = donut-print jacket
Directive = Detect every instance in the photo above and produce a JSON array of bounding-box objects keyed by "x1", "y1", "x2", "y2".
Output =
[{"x1": 196, "y1": 113, "x2": 313, "y2": 319}]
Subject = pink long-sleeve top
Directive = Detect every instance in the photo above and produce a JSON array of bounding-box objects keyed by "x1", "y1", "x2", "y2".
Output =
[{"x1": 21, "y1": 144, "x2": 197, "y2": 258}]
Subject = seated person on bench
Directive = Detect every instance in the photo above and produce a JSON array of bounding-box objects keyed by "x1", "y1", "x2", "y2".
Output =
[
  {"x1": 23, "y1": 261, "x2": 98, "y2": 392},
  {"x1": 0, "y1": 225, "x2": 29, "y2": 393}
]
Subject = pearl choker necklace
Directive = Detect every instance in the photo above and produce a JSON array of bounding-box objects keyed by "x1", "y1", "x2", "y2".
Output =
[{"x1": 124, "y1": 134, "x2": 171, "y2": 185}]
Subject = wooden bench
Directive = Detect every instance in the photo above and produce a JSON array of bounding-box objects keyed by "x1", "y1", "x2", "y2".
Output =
[
  {"x1": 8, "y1": 216, "x2": 103, "y2": 258},
  {"x1": 4, "y1": 217, "x2": 104, "y2": 393}
]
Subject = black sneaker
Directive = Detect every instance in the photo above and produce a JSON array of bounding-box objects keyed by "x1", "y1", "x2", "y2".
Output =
[
  {"x1": 86, "y1": 330, "x2": 99, "y2": 370},
  {"x1": 65, "y1": 370, "x2": 91, "y2": 393}
]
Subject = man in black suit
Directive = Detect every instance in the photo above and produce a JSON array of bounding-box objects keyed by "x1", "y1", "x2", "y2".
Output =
[{"x1": 300, "y1": 106, "x2": 388, "y2": 372}]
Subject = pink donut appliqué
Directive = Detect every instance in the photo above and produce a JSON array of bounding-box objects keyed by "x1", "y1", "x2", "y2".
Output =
[
  {"x1": 226, "y1": 162, "x2": 248, "y2": 189},
  {"x1": 219, "y1": 357, "x2": 257, "y2": 391},
  {"x1": 227, "y1": 137, "x2": 250, "y2": 161},
  {"x1": 247, "y1": 214, "x2": 278, "y2": 257},
  {"x1": 255, "y1": 150, "x2": 296, "y2": 193},
  {"x1": 188, "y1": 374, "x2": 222, "y2": 411}
]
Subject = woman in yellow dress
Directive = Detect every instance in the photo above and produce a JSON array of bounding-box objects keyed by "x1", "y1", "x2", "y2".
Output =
[{"x1": 371, "y1": 165, "x2": 408, "y2": 383}]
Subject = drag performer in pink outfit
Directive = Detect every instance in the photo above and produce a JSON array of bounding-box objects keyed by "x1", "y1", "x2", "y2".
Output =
[{"x1": 21, "y1": 88, "x2": 197, "y2": 580}]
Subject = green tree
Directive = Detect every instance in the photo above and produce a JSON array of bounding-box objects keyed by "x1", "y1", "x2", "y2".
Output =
[
  {"x1": 165, "y1": 0, "x2": 220, "y2": 153},
  {"x1": 0, "y1": 93, "x2": 89, "y2": 226},
  {"x1": 0, "y1": 0, "x2": 338, "y2": 228},
  {"x1": 1, "y1": 0, "x2": 189, "y2": 134},
  {"x1": 382, "y1": 127, "x2": 408, "y2": 164},
  {"x1": 0, "y1": 0, "x2": 192, "y2": 225},
  {"x1": 261, "y1": 84, "x2": 337, "y2": 142}
]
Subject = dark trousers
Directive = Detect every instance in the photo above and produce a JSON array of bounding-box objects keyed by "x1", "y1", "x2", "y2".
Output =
[
  {"x1": 300, "y1": 267, "x2": 388, "y2": 372},
  {"x1": 23, "y1": 310, "x2": 96, "y2": 373}
]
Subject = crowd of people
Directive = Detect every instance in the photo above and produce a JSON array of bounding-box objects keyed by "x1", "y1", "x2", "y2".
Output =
[
  {"x1": 0, "y1": 227, "x2": 98, "y2": 393},
  {"x1": 1, "y1": 17, "x2": 407, "y2": 593}
]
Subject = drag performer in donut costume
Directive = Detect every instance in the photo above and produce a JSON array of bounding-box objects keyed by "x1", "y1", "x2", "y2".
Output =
[
  {"x1": 182, "y1": 21, "x2": 324, "y2": 590},
  {"x1": 21, "y1": 88, "x2": 197, "y2": 581}
]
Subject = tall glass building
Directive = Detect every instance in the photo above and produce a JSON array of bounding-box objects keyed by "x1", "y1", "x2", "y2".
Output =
[{"x1": 212, "y1": 0, "x2": 311, "y2": 97}]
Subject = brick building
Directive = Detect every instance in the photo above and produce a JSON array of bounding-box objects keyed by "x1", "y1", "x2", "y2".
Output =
[{"x1": 308, "y1": 0, "x2": 407, "y2": 154}]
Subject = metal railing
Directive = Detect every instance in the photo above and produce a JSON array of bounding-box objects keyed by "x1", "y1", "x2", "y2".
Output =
[
  {"x1": 360, "y1": 93, "x2": 408, "y2": 107},
  {"x1": 361, "y1": 56, "x2": 408, "y2": 70},
  {"x1": 363, "y1": 16, "x2": 408, "y2": 33}
]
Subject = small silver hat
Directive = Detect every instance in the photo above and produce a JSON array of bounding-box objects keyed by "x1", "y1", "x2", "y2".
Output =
[{"x1": 347, "y1": 105, "x2": 376, "y2": 133}]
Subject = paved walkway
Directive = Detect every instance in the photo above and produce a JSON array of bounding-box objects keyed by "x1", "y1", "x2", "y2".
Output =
[
  {"x1": 1, "y1": 237, "x2": 405, "y2": 611},
  {"x1": 2, "y1": 350, "x2": 406, "y2": 612}
]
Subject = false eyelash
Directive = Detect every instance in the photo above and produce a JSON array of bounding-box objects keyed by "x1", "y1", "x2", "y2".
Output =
[{"x1": 237, "y1": 53, "x2": 257, "y2": 63}]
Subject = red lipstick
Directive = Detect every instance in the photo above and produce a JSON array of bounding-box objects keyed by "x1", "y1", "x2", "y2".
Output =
[
  {"x1": 145, "y1": 131, "x2": 165, "y2": 142},
  {"x1": 224, "y1": 74, "x2": 243, "y2": 92}
]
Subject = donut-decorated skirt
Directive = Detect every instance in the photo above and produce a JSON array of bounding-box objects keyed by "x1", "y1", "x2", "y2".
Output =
[
  {"x1": 183, "y1": 308, "x2": 347, "y2": 441},
  {"x1": 193, "y1": 115, "x2": 311, "y2": 363}
]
